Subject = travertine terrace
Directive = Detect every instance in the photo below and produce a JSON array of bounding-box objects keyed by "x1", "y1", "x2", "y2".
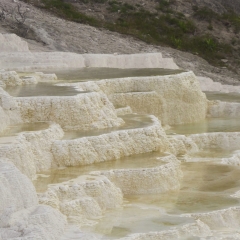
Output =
[{"x1": 1, "y1": 33, "x2": 240, "y2": 239}]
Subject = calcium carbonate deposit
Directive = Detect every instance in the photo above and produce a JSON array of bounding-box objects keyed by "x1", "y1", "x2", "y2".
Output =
[{"x1": 1, "y1": 33, "x2": 240, "y2": 240}]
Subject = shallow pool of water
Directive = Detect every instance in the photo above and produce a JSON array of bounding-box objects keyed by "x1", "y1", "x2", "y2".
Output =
[
  {"x1": 34, "y1": 152, "x2": 167, "y2": 193},
  {"x1": 0, "y1": 122, "x2": 49, "y2": 144},
  {"x1": 2, "y1": 122, "x2": 49, "y2": 135},
  {"x1": 37, "y1": 68, "x2": 185, "y2": 82},
  {"x1": 6, "y1": 82, "x2": 86, "y2": 97},
  {"x1": 167, "y1": 117, "x2": 240, "y2": 135},
  {"x1": 205, "y1": 91, "x2": 240, "y2": 103},
  {"x1": 81, "y1": 162, "x2": 240, "y2": 239},
  {"x1": 93, "y1": 204, "x2": 195, "y2": 239},
  {"x1": 189, "y1": 147, "x2": 233, "y2": 159}
]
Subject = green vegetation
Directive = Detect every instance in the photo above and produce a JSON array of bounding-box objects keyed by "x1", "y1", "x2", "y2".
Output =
[
  {"x1": 158, "y1": 0, "x2": 174, "y2": 13},
  {"x1": 193, "y1": 6, "x2": 240, "y2": 33},
  {"x1": 108, "y1": 1, "x2": 135, "y2": 13},
  {"x1": 222, "y1": 12, "x2": 240, "y2": 33},
  {"x1": 40, "y1": 0, "x2": 99, "y2": 25},
  {"x1": 106, "y1": 8, "x2": 232, "y2": 66},
  {"x1": 193, "y1": 6, "x2": 219, "y2": 22}
]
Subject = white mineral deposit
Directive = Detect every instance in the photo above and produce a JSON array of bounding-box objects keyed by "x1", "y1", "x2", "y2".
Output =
[{"x1": 1, "y1": 33, "x2": 240, "y2": 240}]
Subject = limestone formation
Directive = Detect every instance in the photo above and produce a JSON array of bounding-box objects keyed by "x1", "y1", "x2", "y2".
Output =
[
  {"x1": 208, "y1": 101, "x2": 240, "y2": 118},
  {"x1": 189, "y1": 132, "x2": 240, "y2": 151},
  {"x1": 1, "y1": 34, "x2": 240, "y2": 240},
  {"x1": 0, "y1": 88, "x2": 21, "y2": 134},
  {"x1": 51, "y1": 116, "x2": 170, "y2": 167},
  {"x1": 198, "y1": 76, "x2": 240, "y2": 93},
  {"x1": 187, "y1": 207, "x2": 240, "y2": 232},
  {"x1": 16, "y1": 93, "x2": 124, "y2": 131},
  {"x1": 118, "y1": 221, "x2": 211, "y2": 240},
  {"x1": 38, "y1": 174, "x2": 123, "y2": 227},
  {"x1": 0, "y1": 70, "x2": 57, "y2": 87},
  {"x1": 70, "y1": 71, "x2": 208, "y2": 125},
  {"x1": 221, "y1": 150, "x2": 240, "y2": 165},
  {"x1": 100, "y1": 155, "x2": 182, "y2": 194},
  {"x1": 0, "y1": 34, "x2": 178, "y2": 70},
  {"x1": 0, "y1": 160, "x2": 67, "y2": 240},
  {"x1": 0, "y1": 52, "x2": 179, "y2": 71},
  {"x1": 0, "y1": 123, "x2": 64, "y2": 179}
]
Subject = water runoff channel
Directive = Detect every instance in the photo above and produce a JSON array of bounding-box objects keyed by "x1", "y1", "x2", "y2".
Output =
[{"x1": 2, "y1": 68, "x2": 240, "y2": 239}]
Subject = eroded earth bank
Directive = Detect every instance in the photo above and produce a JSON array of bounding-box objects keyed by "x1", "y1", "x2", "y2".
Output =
[{"x1": 1, "y1": 34, "x2": 240, "y2": 239}]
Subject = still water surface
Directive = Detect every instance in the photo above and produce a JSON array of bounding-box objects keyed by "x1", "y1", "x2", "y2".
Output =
[
  {"x1": 205, "y1": 91, "x2": 240, "y2": 103},
  {"x1": 167, "y1": 117, "x2": 240, "y2": 135},
  {"x1": 39, "y1": 68, "x2": 184, "y2": 81},
  {"x1": 0, "y1": 122, "x2": 49, "y2": 144},
  {"x1": 6, "y1": 83, "x2": 84, "y2": 97}
]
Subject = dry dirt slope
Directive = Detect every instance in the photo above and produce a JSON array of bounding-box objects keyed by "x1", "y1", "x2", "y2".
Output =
[{"x1": 0, "y1": 0, "x2": 239, "y2": 85}]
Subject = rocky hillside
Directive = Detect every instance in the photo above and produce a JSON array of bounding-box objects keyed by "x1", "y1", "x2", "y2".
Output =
[
  {"x1": 0, "y1": 0, "x2": 240, "y2": 83},
  {"x1": 21, "y1": 0, "x2": 240, "y2": 71}
]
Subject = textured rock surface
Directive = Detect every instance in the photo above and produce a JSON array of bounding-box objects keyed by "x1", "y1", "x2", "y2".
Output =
[
  {"x1": 189, "y1": 132, "x2": 240, "y2": 151},
  {"x1": 118, "y1": 220, "x2": 211, "y2": 240},
  {"x1": 0, "y1": 88, "x2": 21, "y2": 134},
  {"x1": 0, "y1": 160, "x2": 38, "y2": 215},
  {"x1": 39, "y1": 174, "x2": 123, "y2": 226},
  {"x1": 1, "y1": 37, "x2": 234, "y2": 239},
  {"x1": 221, "y1": 150, "x2": 240, "y2": 166},
  {"x1": 74, "y1": 71, "x2": 207, "y2": 125},
  {"x1": 0, "y1": 123, "x2": 64, "y2": 179},
  {"x1": 101, "y1": 155, "x2": 182, "y2": 194},
  {"x1": 119, "y1": 207, "x2": 240, "y2": 240},
  {"x1": 188, "y1": 207, "x2": 240, "y2": 232},
  {"x1": 208, "y1": 101, "x2": 240, "y2": 118},
  {"x1": 116, "y1": 106, "x2": 133, "y2": 116},
  {"x1": 0, "y1": 106, "x2": 12, "y2": 135},
  {"x1": 51, "y1": 116, "x2": 170, "y2": 167},
  {"x1": 0, "y1": 70, "x2": 57, "y2": 87},
  {"x1": 0, "y1": 160, "x2": 67, "y2": 240},
  {"x1": 16, "y1": 93, "x2": 124, "y2": 131},
  {"x1": 0, "y1": 71, "x2": 22, "y2": 87},
  {"x1": 0, "y1": 205, "x2": 67, "y2": 240},
  {"x1": 168, "y1": 134, "x2": 199, "y2": 156}
]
